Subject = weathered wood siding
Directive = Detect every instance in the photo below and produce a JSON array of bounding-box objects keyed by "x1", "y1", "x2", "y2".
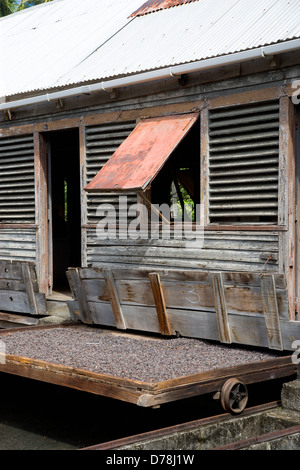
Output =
[
  {"x1": 86, "y1": 229, "x2": 279, "y2": 273},
  {"x1": 0, "y1": 134, "x2": 36, "y2": 264},
  {"x1": 0, "y1": 228, "x2": 36, "y2": 262},
  {"x1": 0, "y1": 134, "x2": 35, "y2": 223},
  {"x1": 208, "y1": 100, "x2": 280, "y2": 223},
  {"x1": 85, "y1": 121, "x2": 137, "y2": 224},
  {"x1": 83, "y1": 101, "x2": 280, "y2": 274}
]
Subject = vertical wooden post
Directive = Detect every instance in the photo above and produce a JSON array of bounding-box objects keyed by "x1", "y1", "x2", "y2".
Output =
[
  {"x1": 295, "y1": 106, "x2": 300, "y2": 319},
  {"x1": 79, "y1": 122, "x2": 87, "y2": 268},
  {"x1": 211, "y1": 273, "x2": 232, "y2": 344},
  {"x1": 34, "y1": 131, "x2": 49, "y2": 295},
  {"x1": 21, "y1": 262, "x2": 39, "y2": 316},
  {"x1": 260, "y1": 274, "x2": 283, "y2": 351},
  {"x1": 279, "y1": 96, "x2": 296, "y2": 320},
  {"x1": 66, "y1": 268, "x2": 92, "y2": 324},
  {"x1": 103, "y1": 269, "x2": 127, "y2": 330},
  {"x1": 149, "y1": 273, "x2": 172, "y2": 336},
  {"x1": 200, "y1": 107, "x2": 210, "y2": 226}
]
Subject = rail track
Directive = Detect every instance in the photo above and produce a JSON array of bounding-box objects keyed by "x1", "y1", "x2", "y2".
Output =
[
  {"x1": 81, "y1": 401, "x2": 294, "y2": 451},
  {"x1": 1, "y1": 372, "x2": 299, "y2": 450}
]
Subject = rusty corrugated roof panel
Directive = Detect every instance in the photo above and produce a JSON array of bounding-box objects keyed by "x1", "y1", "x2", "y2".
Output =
[
  {"x1": 84, "y1": 113, "x2": 199, "y2": 193},
  {"x1": 130, "y1": 0, "x2": 198, "y2": 17}
]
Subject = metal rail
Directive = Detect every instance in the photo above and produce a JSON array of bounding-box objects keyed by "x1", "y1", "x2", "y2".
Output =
[
  {"x1": 214, "y1": 425, "x2": 300, "y2": 450},
  {"x1": 81, "y1": 401, "x2": 280, "y2": 450}
]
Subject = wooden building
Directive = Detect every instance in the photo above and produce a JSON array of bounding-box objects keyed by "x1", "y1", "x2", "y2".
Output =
[{"x1": 0, "y1": 0, "x2": 300, "y2": 351}]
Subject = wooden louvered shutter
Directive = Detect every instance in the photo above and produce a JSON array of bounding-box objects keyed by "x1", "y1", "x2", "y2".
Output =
[
  {"x1": 0, "y1": 134, "x2": 35, "y2": 224},
  {"x1": 208, "y1": 101, "x2": 279, "y2": 224},
  {"x1": 85, "y1": 121, "x2": 137, "y2": 224}
]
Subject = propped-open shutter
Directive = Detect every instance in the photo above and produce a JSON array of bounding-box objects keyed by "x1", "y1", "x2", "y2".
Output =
[
  {"x1": 0, "y1": 134, "x2": 35, "y2": 223},
  {"x1": 85, "y1": 121, "x2": 137, "y2": 223},
  {"x1": 208, "y1": 101, "x2": 279, "y2": 224}
]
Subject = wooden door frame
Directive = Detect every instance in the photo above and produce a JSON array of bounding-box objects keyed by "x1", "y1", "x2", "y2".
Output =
[
  {"x1": 35, "y1": 126, "x2": 83, "y2": 296},
  {"x1": 295, "y1": 105, "x2": 300, "y2": 318},
  {"x1": 34, "y1": 131, "x2": 50, "y2": 295}
]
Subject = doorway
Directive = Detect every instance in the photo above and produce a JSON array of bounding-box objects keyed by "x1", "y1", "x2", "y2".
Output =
[{"x1": 47, "y1": 129, "x2": 81, "y2": 294}]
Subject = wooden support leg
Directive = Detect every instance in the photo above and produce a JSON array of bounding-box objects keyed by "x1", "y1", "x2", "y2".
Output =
[
  {"x1": 21, "y1": 263, "x2": 39, "y2": 316},
  {"x1": 103, "y1": 269, "x2": 127, "y2": 330},
  {"x1": 260, "y1": 274, "x2": 283, "y2": 351},
  {"x1": 149, "y1": 272, "x2": 172, "y2": 336},
  {"x1": 211, "y1": 273, "x2": 232, "y2": 344},
  {"x1": 66, "y1": 268, "x2": 93, "y2": 324}
]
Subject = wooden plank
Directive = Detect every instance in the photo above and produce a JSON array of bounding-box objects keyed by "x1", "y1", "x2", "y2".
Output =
[
  {"x1": 66, "y1": 268, "x2": 93, "y2": 325},
  {"x1": 66, "y1": 266, "x2": 296, "y2": 350},
  {"x1": 279, "y1": 96, "x2": 296, "y2": 320},
  {"x1": 21, "y1": 262, "x2": 39, "y2": 315},
  {"x1": 0, "y1": 311, "x2": 39, "y2": 327},
  {"x1": 260, "y1": 275, "x2": 283, "y2": 350},
  {"x1": 0, "y1": 259, "x2": 27, "y2": 280},
  {"x1": 88, "y1": 301, "x2": 116, "y2": 327},
  {"x1": 207, "y1": 86, "x2": 282, "y2": 110},
  {"x1": 149, "y1": 272, "x2": 172, "y2": 336},
  {"x1": 79, "y1": 122, "x2": 88, "y2": 268},
  {"x1": 102, "y1": 269, "x2": 127, "y2": 330},
  {"x1": 200, "y1": 107, "x2": 210, "y2": 226},
  {"x1": 87, "y1": 244, "x2": 279, "y2": 263},
  {"x1": 0, "y1": 357, "x2": 144, "y2": 406},
  {"x1": 0, "y1": 290, "x2": 46, "y2": 315},
  {"x1": 211, "y1": 273, "x2": 232, "y2": 344},
  {"x1": 34, "y1": 132, "x2": 49, "y2": 295},
  {"x1": 0, "y1": 279, "x2": 25, "y2": 291},
  {"x1": 110, "y1": 277, "x2": 288, "y2": 319},
  {"x1": 137, "y1": 362, "x2": 296, "y2": 407}
]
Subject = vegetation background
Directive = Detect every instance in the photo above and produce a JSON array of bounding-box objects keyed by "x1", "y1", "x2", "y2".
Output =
[{"x1": 0, "y1": 0, "x2": 52, "y2": 17}]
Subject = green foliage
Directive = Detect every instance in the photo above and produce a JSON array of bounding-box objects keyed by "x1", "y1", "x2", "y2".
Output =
[
  {"x1": 0, "y1": 0, "x2": 52, "y2": 17},
  {"x1": 0, "y1": 0, "x2": 15, "y2": 16}
]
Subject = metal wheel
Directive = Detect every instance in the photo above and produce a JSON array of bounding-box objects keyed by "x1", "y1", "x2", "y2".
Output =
[{"x1": 220, "y1": 378, "x2": 248, "y2": 415}]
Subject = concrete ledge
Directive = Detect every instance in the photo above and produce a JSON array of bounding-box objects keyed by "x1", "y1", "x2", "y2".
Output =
[{"x1": 281, "y1": 380, "x2": 300, "y2": 412}]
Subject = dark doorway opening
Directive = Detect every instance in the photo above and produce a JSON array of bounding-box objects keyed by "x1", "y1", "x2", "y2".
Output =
[{"x1": 47, "y1": 129, "x2": 81, "y2": 293}]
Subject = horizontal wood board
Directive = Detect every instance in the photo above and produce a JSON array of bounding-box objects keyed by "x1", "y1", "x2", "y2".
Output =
[
  {"x1": 86, "y1": 229, "x2": 279, "y2": 273},
  {"x1": 66, "y1": 267, "x2": 300, "y2": 351},
  {"x1": 0, "y1": 259, "x2": 47, "y2": 318}
]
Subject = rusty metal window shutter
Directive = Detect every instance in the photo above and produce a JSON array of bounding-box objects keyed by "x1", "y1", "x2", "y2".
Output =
[
  {"x1": 85, "y1": 121, "x2": 137, "y2": 224},
  {"x1": 208, "y1": 100, "x2": 279, "y2": 224},
  {"x1": 0, "y1": 134, "x2": 35, "y2": 224}
]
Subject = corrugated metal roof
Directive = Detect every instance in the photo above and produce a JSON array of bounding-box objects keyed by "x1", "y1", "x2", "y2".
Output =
[
  {"x1": 1, "y1": 0, "x2": 300, "y2": 98},
  {"x1": 0, "y1": 0, "x2": 142, "y2": 97}
]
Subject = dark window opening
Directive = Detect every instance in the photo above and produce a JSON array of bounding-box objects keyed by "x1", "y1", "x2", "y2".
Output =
[
  {"x1": 48, "y1": 129, "x2": 81, "y2": 292},
  {"x1": 150, "y1": 119, "x2": 200, "y2": 222},
  {"x1": 83, "y1": 113, "x2": 200, "y2": 233}
]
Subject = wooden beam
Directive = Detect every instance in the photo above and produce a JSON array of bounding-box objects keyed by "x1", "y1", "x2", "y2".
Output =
[
  {"x1": 0, "y1": 312, "x2": 39, "y2": 327},
  {"x1": 279, "y1": 96, "x2": 296, "y2": 320},
  {"x1": 211, "y1": 273, "x2": 232, "y2": 344},
  {"x1": 79, "y1": 122, "x2": 88, "y2": 268},
  {"x1": 66, "y1": 268, "x2": 93, "y2": 325},
  {"x1": 260, "y1": 274, "x2": 283, "y2": 351},
  {"x1": 103, "y1": 269, "x2": 126, "y2": 330},
  {"x1": 149, "y1": 272, "x2": 172, "y2": 336},
  {"x1": 21, "y1": 262, "x2": 39, "y2": 316},
  {"x1": 200, "y1": 107, "x2": 210, "y2": 226},
  {"x1": 34, "y1": 131, "x2": 49, "y2": 295},
  {"x1": 207, "y1": 86, "x2": 283, "y2": 109}
]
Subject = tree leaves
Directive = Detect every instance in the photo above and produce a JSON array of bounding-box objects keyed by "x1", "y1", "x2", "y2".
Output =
[{"x1": 0, "y1": 0, "x2": 52, "y2": 17}]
